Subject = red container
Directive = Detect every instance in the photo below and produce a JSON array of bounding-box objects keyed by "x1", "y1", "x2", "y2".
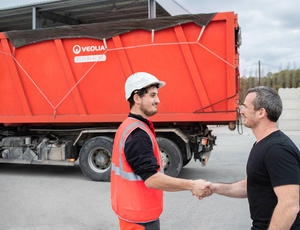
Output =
[{"x1": 0, "y1": 12, "x2": 239, "y2": 125}]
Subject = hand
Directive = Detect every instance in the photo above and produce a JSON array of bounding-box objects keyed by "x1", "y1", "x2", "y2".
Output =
[{"x1": 191, "y1": 179, "x2": 212, "y2": 200}]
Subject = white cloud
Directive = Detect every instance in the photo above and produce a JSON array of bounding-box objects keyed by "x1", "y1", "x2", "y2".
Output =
[{"x1": 177, "y1": 0, "x2": 300, "y2": 75}]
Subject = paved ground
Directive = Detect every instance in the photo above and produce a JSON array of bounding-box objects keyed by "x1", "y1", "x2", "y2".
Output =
[{"x1": 0, "y1": 126, "x2": 299, "y2": 230}]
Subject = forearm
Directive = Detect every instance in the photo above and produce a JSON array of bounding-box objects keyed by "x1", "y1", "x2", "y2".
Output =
[
  {"x1": 211, "y1": 179, "x2": 247, "y2": 198},
  {"x1": 268, "y1": 202, "x2": 299, "y2": 230},
  {"x1": 145, "y1": 172, "x2": 194, "y2": 192},
  {"x1": 268, "y1": 184, "x2": 300, "y2": 229}
]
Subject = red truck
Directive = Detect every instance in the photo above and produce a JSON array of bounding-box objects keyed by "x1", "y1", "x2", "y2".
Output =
[{"x1": 0, "y1": 12, "x2": 240, "y2": 181}]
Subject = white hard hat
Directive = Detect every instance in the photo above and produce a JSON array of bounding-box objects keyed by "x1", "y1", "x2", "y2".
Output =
[{"x1": 125, "y1": 72, "x2": 166, "y2": 100}]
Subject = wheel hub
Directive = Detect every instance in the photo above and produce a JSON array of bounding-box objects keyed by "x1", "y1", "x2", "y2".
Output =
[
  {"x1": 88, "y1": 148, "x2": 111, "y2": 172},
  {"x1": 160, "y1": 150, "x2": 170, "y2": 170},
  {"x1": 95, "y1": 152, "x2": 109, "y2": 166}
]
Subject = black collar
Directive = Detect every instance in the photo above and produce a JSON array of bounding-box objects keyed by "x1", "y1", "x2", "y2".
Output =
[{"x1": 128, "y1": 113, "x2": 151, "y2": 129}]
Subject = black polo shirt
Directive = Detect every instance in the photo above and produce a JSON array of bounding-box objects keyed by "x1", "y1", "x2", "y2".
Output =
[
  {"x1": 246, "y1": 130, "x2": 300, "y2": 230},
  {"x1": 124, "y1": 113, "x2": 160, "y2": 181}
]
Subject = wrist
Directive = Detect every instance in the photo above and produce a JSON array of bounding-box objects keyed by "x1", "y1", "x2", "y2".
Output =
[
  {"x1": 210, "y1": 183, "x2": 217, "y2": 193},
  {"x1": 188, "y1": 180, "x2": 196, "y2": 190}
]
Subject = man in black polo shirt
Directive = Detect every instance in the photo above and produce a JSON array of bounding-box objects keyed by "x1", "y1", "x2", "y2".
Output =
[{"x1": 210, "y1": 86, "x2": 300, "y2": 230}]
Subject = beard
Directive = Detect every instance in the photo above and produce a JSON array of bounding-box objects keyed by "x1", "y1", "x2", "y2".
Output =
[{"x1": 140, "y1": 103, "x2": 158, "y2": 117}]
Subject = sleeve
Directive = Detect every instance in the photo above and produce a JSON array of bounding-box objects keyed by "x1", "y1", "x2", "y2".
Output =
[
  {"x1": 124, "y1": 128, "x2": 160, "y2": 181},
  {"x1": 265, "y1": 144, "x2": 300, "y2": 187}
]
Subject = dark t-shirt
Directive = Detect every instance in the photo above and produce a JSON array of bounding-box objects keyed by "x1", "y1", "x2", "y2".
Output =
[
  {"x1": 246, "y1": 130, "x2": 300, "y2": 230},
  {"x1": 124, "y1": 113, "x2": 160, "y2": 181}
]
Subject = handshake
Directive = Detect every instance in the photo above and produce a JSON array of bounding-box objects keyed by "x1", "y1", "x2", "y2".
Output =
[{"x1": 190, "y1": 179, "x2": 214, "y2": 200}]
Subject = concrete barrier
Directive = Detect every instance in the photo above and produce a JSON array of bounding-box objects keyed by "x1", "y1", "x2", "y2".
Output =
[{"x1": 278, "y1": 88, "x2": 300, "y2": 131}]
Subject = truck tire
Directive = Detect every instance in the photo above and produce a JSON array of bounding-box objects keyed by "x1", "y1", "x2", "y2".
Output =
[
  {"x1": 157, "y1": 137, "x2": 183, "y2": 178},
  {"x1": 79, "y1": 136, "x2": 113, "y2": 181}
]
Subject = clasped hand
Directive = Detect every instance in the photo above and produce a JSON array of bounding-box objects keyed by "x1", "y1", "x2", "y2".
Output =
[{"x1": 191, "y1": 179, "x2": 212, "y2": 200}]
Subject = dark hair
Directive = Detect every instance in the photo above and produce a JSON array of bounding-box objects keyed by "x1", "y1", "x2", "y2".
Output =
[
  {"x1": 246, "y1": 86, "x2": 282, "y2": 122},
  {"x1": 128, "y1": 83, "x2": 159, "y2": 109}
]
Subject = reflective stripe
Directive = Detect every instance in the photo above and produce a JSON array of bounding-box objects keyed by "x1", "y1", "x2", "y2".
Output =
[
  {"x1": 111, "y1": 163, "x2": 142, "y2": 181},
  {"x1": 112, "y1": 121, "x2": 148, "y2": 181},
  {"x1": 111, "y1": 118, "x2": 163, "y2": 181},
  {"x1": 119, "y1": 122, "x2": 149, "y2": 178},
  {"x1": 128, "y1": 118, "x2": 163, "y2": 173},
  {"x1": 119, "y1": 120, "x2": 150, "y2": 155}
]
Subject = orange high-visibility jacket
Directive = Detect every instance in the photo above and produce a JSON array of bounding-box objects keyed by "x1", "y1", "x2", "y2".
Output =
[{"x1": 111, "y1": 117, "x2": 163, "y2": 223}]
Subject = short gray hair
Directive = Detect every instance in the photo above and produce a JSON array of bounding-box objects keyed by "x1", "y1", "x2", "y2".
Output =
[{"x1": 246, "y1": 86, "x2": 282, "y2": 122}]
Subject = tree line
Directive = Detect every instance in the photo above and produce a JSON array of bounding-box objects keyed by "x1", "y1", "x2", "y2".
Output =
[{"x1": 239, "y1": 69, "x2": 300, "y2": 101}]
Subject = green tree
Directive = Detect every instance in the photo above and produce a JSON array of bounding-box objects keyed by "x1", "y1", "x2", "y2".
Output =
[{"x1": 239, "y1": 68, "x2": 300, "y2": 100}]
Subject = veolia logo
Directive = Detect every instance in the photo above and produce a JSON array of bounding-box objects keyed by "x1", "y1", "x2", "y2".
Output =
[
  {"x1": 73, "y1": 45, "x2": 81, "y2": 54},
  {"x1": 73, "y1": 45, "x2": 106, "y2": 54}
]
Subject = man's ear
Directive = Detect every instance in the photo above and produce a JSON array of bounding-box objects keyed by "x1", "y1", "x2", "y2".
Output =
[
  {"x1": 133, "y1": 93, "x2": 141, "y2": 105},
  {"x1": 258, "y1": 108, "x2": 266, "y2": 118}
]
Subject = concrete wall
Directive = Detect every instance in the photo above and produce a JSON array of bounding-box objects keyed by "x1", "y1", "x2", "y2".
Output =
[{"x1": 278, "y1": 88, "x2": 300, "y2": 131}]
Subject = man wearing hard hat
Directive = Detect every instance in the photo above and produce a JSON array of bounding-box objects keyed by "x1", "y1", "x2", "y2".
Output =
[{"x1": 111, "y1": 72, "x2": 211, "y2": 230}]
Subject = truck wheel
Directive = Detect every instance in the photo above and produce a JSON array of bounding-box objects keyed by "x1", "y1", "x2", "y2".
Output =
[
  {"x1": 79, "y1": 136, "x2": 113, "y2": 181},
  {"x1": 157, "y1": 137, "x2": 183, "y2": 178}
]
